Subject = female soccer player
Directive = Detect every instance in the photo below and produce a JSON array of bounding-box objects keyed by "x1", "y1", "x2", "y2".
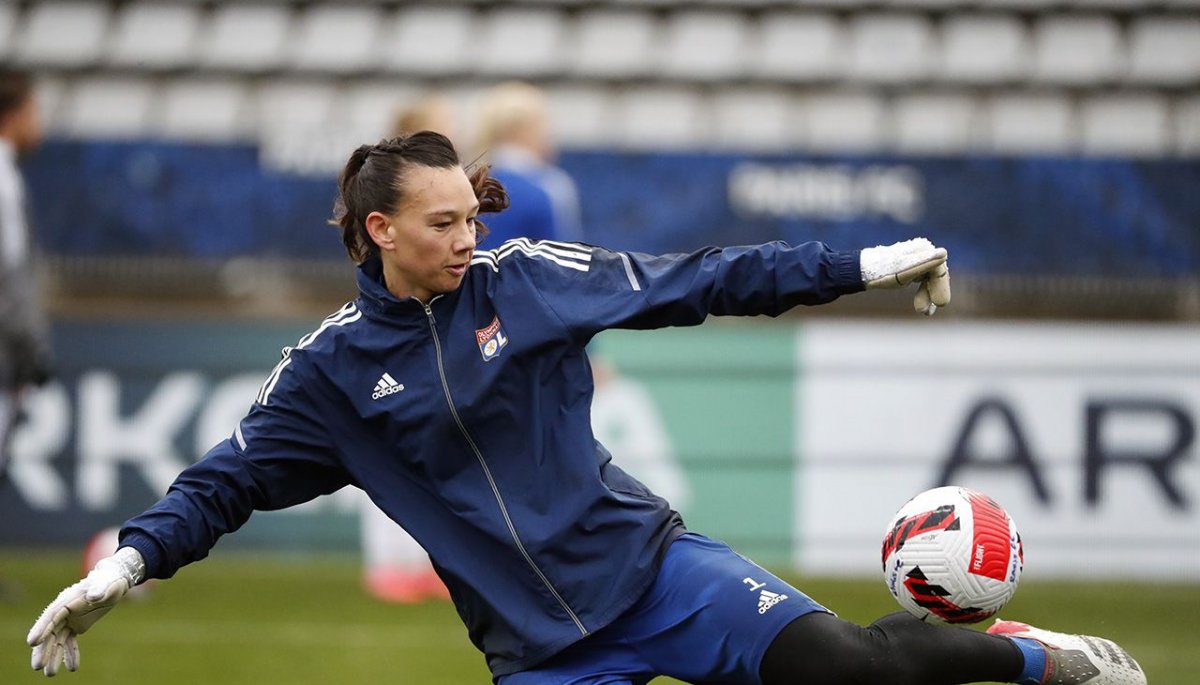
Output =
[{"x1": 28, "y1": 132, "x2": 1144, "y2": 685}]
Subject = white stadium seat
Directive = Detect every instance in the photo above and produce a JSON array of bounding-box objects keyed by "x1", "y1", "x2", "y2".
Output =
[
  {"x1": 1032, "y1": 15, "x2": 1125, "y2": 85},
  {"x1": 893, "y1": 94, "x2": 980, "y2": 153},
  {"x1": 800, "y1": 91, "x2": 889, "y2": 152},
  {"x1": 659, "y1": 10, "x2": 750, "y2": 81},
  {"x1": 1176, "y1": 96, "x2": 1200, "y2": 155},
  {"x1": 107, "y1": 3, "x2": 201, "y2": 70},
  {"x1": 33, "y1": 75, "x2": 68, "y2": 134},
  {"x1": 61, "y1": 77, "x2": 156, "y2": 139},
  {"x1": 571, "y1": 9, "x2": 660, "y2": 79},
  {"x1": 545, "y1": 86, "x2": 618, "y2": 148},
  {"x1": 940, "y1": 15, "x2": 1029, "y2": 84},
  {"x1": 847, "y1": 14, "x2": 936, "y2": 83},
  {"x1": 384, "y1": 6, "x2": 475, "y2": 75},
  {"x1": 1127, "y1": 18, "x2": 1200, "y2": 86},
  {"x1": 752, "y1": 12, "x2": 845, "y2": 82},
  {"x1": 476, "y1": 8, "x2": 566, "y2": 77},
  {"x1": 1069, "y1": 0, "x2": 1155, "y2": 10},
  {"x1": 615, "y1": 87, "x2": 708, "y2": 150},
  {"x1": 1080, "y1": 94, "x2": 1171, "y2": 156},
  {"x1": 710, "y1": 89, "x2": 800, "y2": 151},
  {"x1": 288, "y1": 6, "x2": 385, "y2": 74},
  {"x1": 253, "y1": 81, "x2": 338, "y2": 136},
  {"x1": 198, "y1": 5, "x2": 293, "y2": 72},
  {"x1": 157, "y1": 79, "x2": 252, "y2": 142},
  {"x1": 16, "y1": 1, "x2": 111, "y2": 68},
  {"x1": 0, "y1": 5, "x2": 17, "y2": 60},
  {"x1": 985, "y1": 93, "x2": 1076, "y2": 153}
]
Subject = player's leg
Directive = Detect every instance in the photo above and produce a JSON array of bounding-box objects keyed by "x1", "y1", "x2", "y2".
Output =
[
  {"x1": 759, "y1": 610, "x2": 1022, "y2": 685},
  {"x1": 759, "y1": 611, "x2": 1147, "y2": 685}
]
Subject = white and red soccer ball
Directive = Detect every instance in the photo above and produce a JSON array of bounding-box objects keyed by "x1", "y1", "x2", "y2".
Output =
[{"x1": 882, "y1": 486, "x2": 1022, "y2": 624}]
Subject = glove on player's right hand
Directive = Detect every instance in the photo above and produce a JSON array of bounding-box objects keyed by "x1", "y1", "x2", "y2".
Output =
[{"x1": 27, "y1": 546, "x2": 145, "y2": 677}]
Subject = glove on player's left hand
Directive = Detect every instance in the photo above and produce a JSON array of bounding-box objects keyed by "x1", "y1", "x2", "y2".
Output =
[
  {"x1": 860, "y1": 237, "x2": 952, "y2": 316},
  {"x1": 27, "y1": 546, "x2": 145, "y2": 677}
]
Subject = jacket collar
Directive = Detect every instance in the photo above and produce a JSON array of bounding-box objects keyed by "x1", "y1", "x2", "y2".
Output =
[{"x1": 354, "y1": 256, "x2": 458, "y2": 319}]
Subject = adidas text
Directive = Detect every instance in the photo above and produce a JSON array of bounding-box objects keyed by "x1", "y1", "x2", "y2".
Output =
[
  {"x1": 758, "y1": 590, "x2": 788, "y2": 614},
  {"x1": 372, "y1": 373, "x2": 405, "y2": 400}
]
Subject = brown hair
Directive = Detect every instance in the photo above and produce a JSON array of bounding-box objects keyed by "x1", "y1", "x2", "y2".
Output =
[
  {"x1": 331, "y1": 131, "x2": 508, "y2": 263},
  {"x1": 0, "y1": 69, "x2": 34, "y2": 119}
]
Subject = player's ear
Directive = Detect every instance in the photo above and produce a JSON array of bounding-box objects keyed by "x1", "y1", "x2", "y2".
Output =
[{"x1": 365, "y1": 211, "x2": 395, "y2": 252}]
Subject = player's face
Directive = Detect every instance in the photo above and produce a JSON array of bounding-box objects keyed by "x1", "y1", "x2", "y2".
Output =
[{"x1": 374, "y1": 164, "x2": 479, "y2": 303}]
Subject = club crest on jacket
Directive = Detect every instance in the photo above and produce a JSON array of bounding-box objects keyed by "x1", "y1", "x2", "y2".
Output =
[{"x1": 475, "y1": 316, "x2": 509, "y2": 361}]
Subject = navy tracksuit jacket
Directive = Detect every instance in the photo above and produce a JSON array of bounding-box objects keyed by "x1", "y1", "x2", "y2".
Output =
[{"x1": 120, "y1": 238, "x2": 864, "y2": 676}]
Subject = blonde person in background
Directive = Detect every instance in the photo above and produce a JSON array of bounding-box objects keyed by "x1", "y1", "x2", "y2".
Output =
[{"x1": 475, "y1": 81, "x2": 583, "y2": 245}]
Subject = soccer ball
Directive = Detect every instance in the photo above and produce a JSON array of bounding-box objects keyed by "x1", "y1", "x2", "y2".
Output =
[{"x1": 881, "y1": 486, "x2": 1022, "y2": 624}]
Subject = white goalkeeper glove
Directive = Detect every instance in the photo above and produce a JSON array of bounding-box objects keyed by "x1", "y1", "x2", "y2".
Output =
[
  {"x1": 860, "y1": 237, "x2": 952, "y2": 316},
  {"x1": 27, "y1": 546, "x2": 145, "y2": 677}
]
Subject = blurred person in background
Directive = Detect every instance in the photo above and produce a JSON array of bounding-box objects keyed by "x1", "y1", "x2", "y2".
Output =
[
  {"x1": 0, "y1": 68, "x2": 51, "y2": 489},
  {"x1": 28, "y1": 132, "x2": 1144, "y2": 685},
  {"x1": 359, "y1": 93, "x2": 459, "y2": 604},
  {"x1": 475, "y1": 81, "x2": 583, "y2": 245}
]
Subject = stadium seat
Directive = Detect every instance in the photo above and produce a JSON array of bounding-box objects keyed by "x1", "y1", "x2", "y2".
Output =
[
  {"x1": 383, "y1": 6, "x2": 475, "y2": 75},
  {"x1": 1069, "y1": 0, "x2": 1155, "y2": 9},
  {"x1": 545, "y1": 85, "x2": 618, "y2": 148},
  {"x1": 752, "y1": 11, "x2": 846, "y2": 82},
  {"x1": 985, "y1": 93, "x2": 1077, "y2": 153},
  {"x1": 799, "y1": 91, "x2": 889, "y2": 151},
  {"x1": 107, "y1": 3, "x2": 201, "y2": 70},
  {"x1": 0, "y1": 5, "x2": 17, "y2": 61},
  {"x1": 1127, "y1": 17, "x2": 1200, "y2": 86},
  {"x1": 571, "y1": 9, "x2": 660, "y2": 79},
  {"x1": 977, "y1": 0, "x2": 1057, "y2": 9},
  {"x1": 1176, "y1": 96, "x2": 1200, "y2": 155},
  {"x1": 157, "y1": 79, "x2": 252, "y2": 142},
  {"x1": 614, "y1": 87, "x2": 708, "y2": 149},
  {"x1": 939, "y1": 15, "x2": 1030, "y2": 84},
  {"x1": 1032, "y1": 15, "x2": 1125, "y2": 85},
  {"x1": 659, "y1": 10, "x2": 750, "y2": 81},
  {"x1": 710, "y1": 89, "x2": 800, "y2": 151},
  {"x1": 198, "y1": 4, "x2": 293, "y2": 72},
  {"x1": 288, "y1": 5, "x2": 386, "y2": 74},
  {"x1": 60, "y1": 77, "x2": 156, "y2": 139},
  {"x1": 476, "y1": 8, "x2": 566, "y2": 77},
  {"x1": 33, "y1": 75, "x2": 68, "y2": 134},
  {"x1": 1080, "y1": 94, "x2": 1170, "y2": 156},
  {"x1": 253, "y1": 81, "x2": 338, "y2": 137},
  {"x1": 847, "y1": 14, "x2": 936, "y2": 83},
  {"x1": 893, "y1": 93, "x2": 980, "y2": 153},
  {"x1": 16, "y1": 1, "x2": 111, "y2": 68}
]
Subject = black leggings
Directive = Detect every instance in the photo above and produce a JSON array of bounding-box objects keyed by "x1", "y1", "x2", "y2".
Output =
[{"x1": 759, "y1": 611, "x2": 1024, "y2": 685}]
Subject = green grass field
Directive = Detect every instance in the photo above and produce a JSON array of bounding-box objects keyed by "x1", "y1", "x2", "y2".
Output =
[{"x1": 2, "y1": 550, "x2": 1196, "y2": 684}]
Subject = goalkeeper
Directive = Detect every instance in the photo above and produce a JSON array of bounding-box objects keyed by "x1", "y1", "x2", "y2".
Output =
[{"x1": 29, "y1": 132, "x2": 1143, "y2": 685}]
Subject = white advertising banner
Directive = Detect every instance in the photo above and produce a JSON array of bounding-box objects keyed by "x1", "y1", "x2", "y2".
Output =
[{"x1": 794, "y1": 321, "x2": 1200, "y2": 580}]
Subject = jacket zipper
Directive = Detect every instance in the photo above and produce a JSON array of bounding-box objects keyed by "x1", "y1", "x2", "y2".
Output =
[{"x1": 421, "y1": 302, "x2": 588, "y2": 636}]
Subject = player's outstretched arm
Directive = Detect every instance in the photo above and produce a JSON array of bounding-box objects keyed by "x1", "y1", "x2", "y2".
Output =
[
  {"x1": 860, "y1": 237, "x2": 952, "y2": 315},
  {"x1": 26, "y1": 546, "x2": 145, "y2": 677}
]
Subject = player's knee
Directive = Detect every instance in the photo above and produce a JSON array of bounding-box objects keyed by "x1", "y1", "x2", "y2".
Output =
[
  {"x1": 763, "y1": 614, "x2": 931, "y2": 685},
  {"x1": 760, "y1": 613, "x2": 904, "y2": 685}
]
